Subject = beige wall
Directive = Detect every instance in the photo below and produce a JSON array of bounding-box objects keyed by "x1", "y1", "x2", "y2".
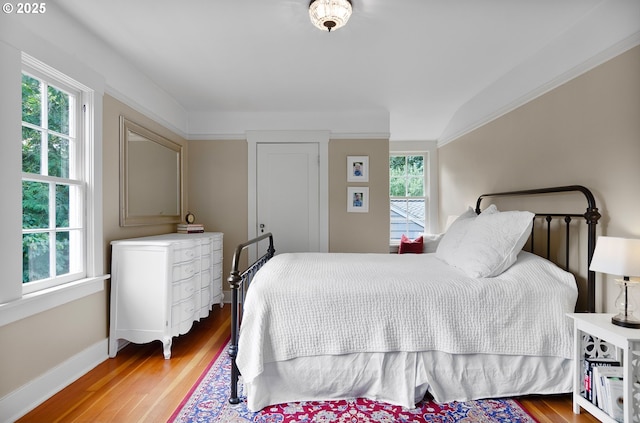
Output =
[
  {"x1": 438, "y1": 46, "x2": 640, "y2": 313},
  {"x1": 329, "y1": 139, "x2": 390, "y2": 253},
  {"x1": 186, "y1": 137, "x2": 391, "y2": 299},
  {"x1": 0, "y1": 291, "x2": 106, "y2": 398},
  {"x1": 187, "y1": 139, "x2": 248, "y2": 283}
]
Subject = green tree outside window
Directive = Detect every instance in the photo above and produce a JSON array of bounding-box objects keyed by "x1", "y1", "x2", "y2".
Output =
[{"x1": 22, "y1": 73, "x2": 75, "y2": 284}]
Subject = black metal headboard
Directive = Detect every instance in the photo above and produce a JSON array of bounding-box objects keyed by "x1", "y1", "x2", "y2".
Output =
[{"x1": 475, "y1": 185, "x2": 601, "y2": 313}]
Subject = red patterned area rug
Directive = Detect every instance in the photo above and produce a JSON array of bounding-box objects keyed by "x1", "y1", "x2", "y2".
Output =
[{"x1": 168, "y1": 341, "x2": 537, "y2": 423}]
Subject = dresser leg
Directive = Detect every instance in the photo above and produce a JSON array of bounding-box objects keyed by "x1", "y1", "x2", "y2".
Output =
[{"x1": 163, "y1": 338, "x2": 172, "y2": 359}]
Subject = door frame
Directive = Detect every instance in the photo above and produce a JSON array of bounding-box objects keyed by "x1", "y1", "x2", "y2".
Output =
[{"x1": 247, "y1": 130, "x2": 329, "y2": 261}]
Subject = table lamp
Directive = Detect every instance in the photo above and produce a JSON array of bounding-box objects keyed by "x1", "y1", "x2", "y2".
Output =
[{"x1": 589, "y1": 236, "x2": 640, "y2": 328}]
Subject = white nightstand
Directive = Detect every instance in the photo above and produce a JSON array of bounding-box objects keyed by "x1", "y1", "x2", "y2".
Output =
[{"x1": 568, "y1": 313, "x2": 640, "y2": 422}]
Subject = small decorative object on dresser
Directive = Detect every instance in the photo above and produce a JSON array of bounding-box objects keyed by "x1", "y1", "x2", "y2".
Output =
[{"x1": 109, "y1": 232, "x2": 223, "y2": 359}]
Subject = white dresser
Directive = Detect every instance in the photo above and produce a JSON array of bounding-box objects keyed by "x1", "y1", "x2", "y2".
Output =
[{"x1": 109, "y1": 232, "x2": 223, "y2": 359}]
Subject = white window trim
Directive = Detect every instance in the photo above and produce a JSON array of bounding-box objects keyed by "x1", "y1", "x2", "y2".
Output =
[
  {"x1": 0, "y1": 276, "x2": 108, "y2": 327},
  {"x1": 389, "y1": 141, "x2": 439, "y2": 236},
  {"x1": 0, "y1": 51, "x2": 107, "y2": 327}
]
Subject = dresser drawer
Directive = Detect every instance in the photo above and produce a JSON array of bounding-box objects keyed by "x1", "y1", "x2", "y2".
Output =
[
  {"x1": 211, "y1": 280, "x2": 222, "y2": 297},
  {"x1": 200, "y1": 268, "x2": 211, "y2": 288},
  {"x1": 172, "y1": 259, "x2": 200, "y2": 281},
  {"x1": 172, "y1": 298, "x2": 196, "y2": 328},
  {"x1": 172, "y1": 276, "x2": 197, "y2": 302},
  {"x1": 212, "y1": 237, "x2": 223, "y2": 251},
  {"x1": 198, "y1": 287, "x2": 212, "y2": 318},
  {"x1": 201, "y1": 240, "x2": 212, "y2": 255},
  {"x1": 201, "y1": 254, "x2": 211, "y2": 270},
  {"x1": 174, "y1": 243, "x2": 200, "y2": 263}
]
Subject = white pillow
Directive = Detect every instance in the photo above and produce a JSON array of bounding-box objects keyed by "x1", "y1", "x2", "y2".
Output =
[
  {"x1": 450, "y1": 210, "x2": 534, "y2": 278},
  {"x1": 422, "y1": 233, "x2": 444, "y2": 253},
  {"x1": 435, "y1": 205, "x2": 497, "y2": 264}
]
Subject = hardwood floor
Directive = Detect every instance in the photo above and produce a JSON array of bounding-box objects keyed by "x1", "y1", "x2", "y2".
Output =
[{"x1": 18, "y1": 305, "x2": 599, "y2": 422}]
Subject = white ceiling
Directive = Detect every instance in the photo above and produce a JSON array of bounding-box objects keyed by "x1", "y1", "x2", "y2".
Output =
[{"x1": 53, "y1": 0, "x2": 640, "y2": 142}]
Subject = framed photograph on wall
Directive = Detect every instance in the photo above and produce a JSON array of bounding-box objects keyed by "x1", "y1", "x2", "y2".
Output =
[
  {"x1": 347, "y1": 187, "x2": 369, "y2": 213},
  {"x1": 347, "y1": 156, "x2": 368, "y2": 182}
]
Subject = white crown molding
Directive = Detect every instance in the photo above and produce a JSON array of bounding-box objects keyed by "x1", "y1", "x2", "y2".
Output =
[
  {"x1": 187, "y1": 131, "x2": 390, "y2": 141},
  {"x1": 438, "y1": 32, "x2": 640, "y2": 147},
  {"x1": 438, "y1": 0, "x2": 640, "y2": 149},
  {"x1": 187, "y1": 110, "x2": 390, "y2": 141},
  {"x1": 105, "y1": 85, "x2": 188, "y2": 140}
]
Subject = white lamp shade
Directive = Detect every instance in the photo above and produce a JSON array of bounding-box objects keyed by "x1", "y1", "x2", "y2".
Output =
[{"x1": 589, "y1": 236, "x2": 640, "y2": 277}]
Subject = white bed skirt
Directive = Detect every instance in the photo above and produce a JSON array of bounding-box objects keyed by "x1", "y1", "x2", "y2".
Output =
[{"x1": 242, "y1": 351, "x2": 573, "y2": 412}]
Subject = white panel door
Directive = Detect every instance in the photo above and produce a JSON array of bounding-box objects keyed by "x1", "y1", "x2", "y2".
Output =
[{"x1": 257, "y1": 143, "x2": 320, "y2": 253}]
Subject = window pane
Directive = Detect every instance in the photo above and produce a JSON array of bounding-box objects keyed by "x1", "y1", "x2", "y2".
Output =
[
  {"x1": 22, "y1": 74, "x2": 41, "y2": 126},
  {"x1": 407, "y1": 176, "x2": 424, "y2": 196},
  {"x1": 49, "y1": 135, "x2": 69, "y2": 178},
  {"x1": 56, "y1": 231, "x2": 70, "y2": 275},
  {"x1": 56, "y1": 184, "x2": 69, "y2": 227},
  {"x1": 48, "y1": 85, "x2": 70, "y2": 135},
  {"x1": 22, "y1": 126, "x2": 42, "y2": 174},
  {"x1": 390, "y1": 200, "x2": 408, "y2": 241},
  {"x1": 407, "y1": 156, "x2": 423, "y2": 175},
  {"x1": 22, "y1": 181, "x2": 49, "y2": 229},
  {"x1": 390, "y1": 199, "x2": 426, "y2": 241},
  {"x1": 389, "y1": 156, "x2": 405, "y2": 175},
  {"x1": 389, "y1": 177, "x2": 405, "y2": 196},
  {"x1": 23, "y1": 232, "x2": 50, "y2": 283}
]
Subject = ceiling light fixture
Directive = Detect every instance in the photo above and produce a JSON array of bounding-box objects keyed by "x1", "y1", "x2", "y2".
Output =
[{"x1": 309, "y1": 0, "x2": 352, "y2": 32}]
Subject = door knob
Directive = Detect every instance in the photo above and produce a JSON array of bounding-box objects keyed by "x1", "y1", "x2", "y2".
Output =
[{"x1": 259, "y1": 223, "x2": 265, "y2": 233}]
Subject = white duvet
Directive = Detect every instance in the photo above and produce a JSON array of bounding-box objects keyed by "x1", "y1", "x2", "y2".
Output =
[{"x1": 236, "y1": 251, "x2": 578, "y2": 386}]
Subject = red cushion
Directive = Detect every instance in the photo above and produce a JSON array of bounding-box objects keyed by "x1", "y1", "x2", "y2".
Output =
[{"x1": 398, "y1": 234, "x2": 423, "y2": 254}]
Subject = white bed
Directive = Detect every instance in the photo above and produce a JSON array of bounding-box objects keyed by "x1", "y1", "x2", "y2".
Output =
[
  {"x1": 228, "y1": 186, "x2": 601, "y2": 411},
  {"x1": 236, "y1": 251, "x2": 577, "y2": 411}
]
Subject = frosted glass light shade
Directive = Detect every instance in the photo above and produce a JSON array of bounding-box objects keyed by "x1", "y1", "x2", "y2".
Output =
[
  {"x1": 309, "y1": 0, "x2": 352, "y2": 32},
  {"x1": 589, "y1": 236, "x2": 640, "y2": 277}
]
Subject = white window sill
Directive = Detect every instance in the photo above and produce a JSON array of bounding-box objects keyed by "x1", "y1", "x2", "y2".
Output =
[{"x1": 0, "y1": 275, "x2": 109, "y2": 327}]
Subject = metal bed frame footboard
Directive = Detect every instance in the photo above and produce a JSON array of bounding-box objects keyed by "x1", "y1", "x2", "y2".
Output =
[
  {"x1": 228, "y1": 232, "x2": 275, "y2": 405},
  {"x1": 475, "y1": 185, "x2": 600, "y2": 313}
]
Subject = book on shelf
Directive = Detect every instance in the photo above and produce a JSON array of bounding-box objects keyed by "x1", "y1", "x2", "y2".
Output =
[
  {"x1": 177, "y1": 223, "x2": 204, "y2": 233},
  {"x1": 593, "y1": 365, "x2": 623, "y2": 422},
  {"x1": 583, "y1": 357, "x2": 620, "y2": 403}
]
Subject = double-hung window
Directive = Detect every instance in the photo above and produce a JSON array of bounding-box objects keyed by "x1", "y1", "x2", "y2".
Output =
[
  {"x1": 21, "y1": 66, "x2": 85, "y2": 294},
  {"x1": 389, "y1": 153, "x2": 428, "y2": 244}
]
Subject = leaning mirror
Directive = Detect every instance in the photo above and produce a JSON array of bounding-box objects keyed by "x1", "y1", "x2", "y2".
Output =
[{"x1": 120, "y1": 116, "x2": 183, "y2": 226}]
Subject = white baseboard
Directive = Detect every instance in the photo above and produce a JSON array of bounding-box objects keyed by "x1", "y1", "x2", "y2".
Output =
[{"x1": 0, "y1": 339, "x2": 108, "y2": 423}]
